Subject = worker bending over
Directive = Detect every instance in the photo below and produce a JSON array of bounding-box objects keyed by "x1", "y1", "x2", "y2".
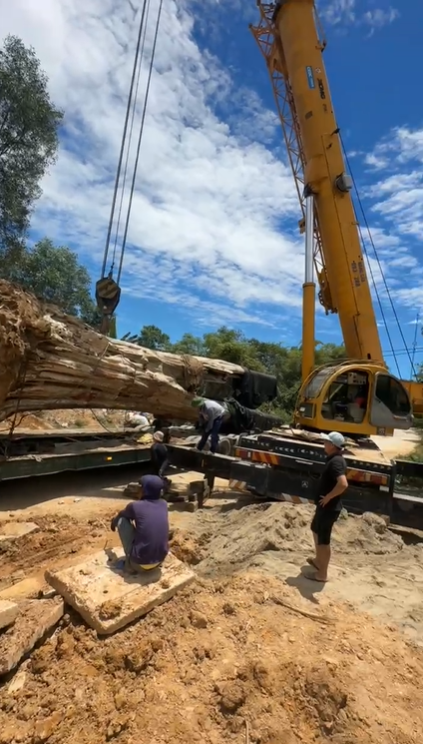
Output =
[
  {"x1": 192, "y1": 397, "x2": 226, "y2": 454},
  {"x1": 308, "y1": 431, "x2": 348, "y2": 583},
  {"x1": 110, "y1": 474, "x2": 169, "y2": 574},
  {"x1": 150, "y1": 431, "x2": 169, "y2": 477}
]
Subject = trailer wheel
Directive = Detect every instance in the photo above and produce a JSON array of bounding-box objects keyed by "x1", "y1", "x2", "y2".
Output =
[{"x1": 217, "y1": 437, "x2": 232, "y2": 456}]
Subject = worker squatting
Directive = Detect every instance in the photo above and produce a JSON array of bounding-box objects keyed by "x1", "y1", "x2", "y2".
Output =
[{"x1": 110, "y1": 397, "x2": 348, "y2": 584}]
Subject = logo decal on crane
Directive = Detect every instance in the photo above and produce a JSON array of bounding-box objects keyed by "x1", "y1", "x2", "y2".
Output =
[{"x1": 306, "y1": 66, "x2": 315, "y2": 89}]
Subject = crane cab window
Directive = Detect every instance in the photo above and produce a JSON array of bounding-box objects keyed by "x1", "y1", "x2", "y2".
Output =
[
  {"x1": 374, "y1": 374, "x2": 411, "y2": 416},
  {"x1": 321, "y1": 370, "x2": 369, "y2": 423}
]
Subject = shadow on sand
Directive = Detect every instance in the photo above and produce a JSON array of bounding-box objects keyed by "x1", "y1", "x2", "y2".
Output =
[{"x1": 285, "y1": 564, "x2": 327, "y2": 604}]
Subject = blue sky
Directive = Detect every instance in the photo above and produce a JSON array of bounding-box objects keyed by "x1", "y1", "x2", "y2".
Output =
[{"x1": 3, "y1": 0, "x2": 423, "y2": 378}]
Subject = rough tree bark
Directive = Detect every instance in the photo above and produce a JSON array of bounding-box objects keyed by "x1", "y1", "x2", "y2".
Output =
[{"x1": 0, "y1": 281, "x2": 245, "y2": 423}]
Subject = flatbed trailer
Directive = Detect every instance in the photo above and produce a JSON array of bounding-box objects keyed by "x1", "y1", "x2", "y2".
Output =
[
  {"x1": 0, "y1": 429, "x2": 151, "y2": 480},
  {"x1": 167, "y1": 429, "x2": 423, "y2": 531},
  {"x1": 1, "y1": 427, "x2": 422, "y2": 533}
]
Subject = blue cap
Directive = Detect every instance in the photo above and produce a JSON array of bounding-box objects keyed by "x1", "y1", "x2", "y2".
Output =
[{"x1": 321, "y1": 431, "x2": 345, "y2": 449}]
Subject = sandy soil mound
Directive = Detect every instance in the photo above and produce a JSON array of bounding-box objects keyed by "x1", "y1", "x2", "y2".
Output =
[
  {"x1": 170, "y1": 503, "x2": 404, "y2": 577},
  {"x1": 1, "y1": 573, "x2": 423, "y2": 744}
]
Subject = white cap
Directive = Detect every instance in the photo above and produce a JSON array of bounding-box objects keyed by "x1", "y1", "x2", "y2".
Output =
[
  {"x1": 153, "y1": 431, "x2": 164, "y2": 442},
  {"x1": 321, "y1": 431, "x2": 345, "y2": 449}
]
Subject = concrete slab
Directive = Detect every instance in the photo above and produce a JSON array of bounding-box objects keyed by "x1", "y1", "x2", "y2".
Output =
[
  {"x1": 45, "y1": 549, "x2": 195, "y2": 635},
  {"x1": 0, "y1": 522, "x2": 39, "y2": 542},
  {"x1": 0, "y1": 598, "x2": 64, "y2": 676},
  {"x1": 0, "y1": 599, "x2": 18, "y2": 630}
]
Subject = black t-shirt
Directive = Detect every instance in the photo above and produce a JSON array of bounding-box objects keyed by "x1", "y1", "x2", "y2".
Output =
[
  {"x1": 150, "y1": 442, "x2": 168, "y2": 472},
  {"x1": 314, "y1": 453, "x2": 347, "y2": 512}
]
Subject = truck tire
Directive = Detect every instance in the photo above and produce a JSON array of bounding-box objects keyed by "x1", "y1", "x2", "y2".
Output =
[{"x1": 217, "y1": 437, "x2": 232, "y2": 456}]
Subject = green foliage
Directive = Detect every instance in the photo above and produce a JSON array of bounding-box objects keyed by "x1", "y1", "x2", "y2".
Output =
[
  {"x1": 135, "y1": 325, "x2": 172, "y2": 351},
  {"x1": 1, "y1": 235, "x2": 101, "y2": 328},
  {"x1": 0, "y1": 35, "x2": 101, "y2": 330},
  {"x1": 0, "y1": 35, "x2": 63, "y2": 250},
  {"x1": 130, "y1": 323, "x2": 346, "y2": 421},
  {"x1": 10, "y1": 238, "x2": 94, "y2": 315}
]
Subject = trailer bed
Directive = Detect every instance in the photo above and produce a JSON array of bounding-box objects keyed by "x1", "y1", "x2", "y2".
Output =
[{"x1": 0, "y1": 429, "x2": 151, "y2": 480}]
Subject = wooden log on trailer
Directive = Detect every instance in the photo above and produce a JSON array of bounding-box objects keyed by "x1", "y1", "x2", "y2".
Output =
[{"x1": 0, "y1": 280, "x2": 245, "y2": 423}]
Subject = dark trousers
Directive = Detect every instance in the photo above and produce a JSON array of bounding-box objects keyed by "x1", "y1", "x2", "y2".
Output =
[
  {"x1": 311, "y1": 507, "x2": 340, "y2": 546},
  {"x1": 117, "y1": 517, "x2": 135, "y2": 557},
  {"x1": 197, "y1": 416, "x2": 223, "y2": 454},
  {"x1": 116, "y1": 518, "x2": 162, "y2": 573}
]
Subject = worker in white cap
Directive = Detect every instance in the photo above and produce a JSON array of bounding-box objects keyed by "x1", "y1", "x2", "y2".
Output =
[
  {"x1": 308, "y1": 431, "x2": 348, "y2": 583},
  {"x1": 191, "y1": 397, "x2": 227, "y2": 454},
  {"x1": 150, "y1": 431, "x2": 169, "y2": 477}
]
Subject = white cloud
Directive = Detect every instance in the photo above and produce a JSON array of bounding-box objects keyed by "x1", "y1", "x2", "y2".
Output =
[
  {"x1": 362, "y1": 6, "x2": 399, "y2": 30},
  {"x1": 320, "y1": 0, "x2": 399, "y2": 30},
  {"x1": 320, "y1": 0, "x2": 356, "y2": 25},
  {"x1": 364, "y1": 127, "x2": 423, "y2": 239},
  {"x1": 2, "y1": 0, "x2": 305, "y2": 329},
  {"x1": 0, "y1": 0, "x2": 415, "y2": 348},
  {"x1": 360, "y1": 126, "x2": 423, "y2": 319}
]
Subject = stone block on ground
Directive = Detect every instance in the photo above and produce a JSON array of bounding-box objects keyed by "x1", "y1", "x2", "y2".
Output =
[
  {"x1": 0, "y1": 522, "x2": 39, "y2": 543},
  {"x1": 168, "y1": 500, "x2": 198, "y2": 513},
  {"x1": 0, "y1": 600, "x2": 18, "y2": 630},
  {"x1": 123, "y1": 482, "x2": 142, "y2": 498},
  {"x1": 0, "y1": 598, "x2": 64, "y2": 676},
  {"x1": 45, "y1": 549, "x2": 195, "y2": 635},
  {"x1": 187, "y1": 479, "x2": 206, "y2": 496}
]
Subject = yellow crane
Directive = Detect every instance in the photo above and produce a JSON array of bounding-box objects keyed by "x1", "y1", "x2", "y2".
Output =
[{"x1": 251, "y1": 0, "x2": 422, "y2": 438}]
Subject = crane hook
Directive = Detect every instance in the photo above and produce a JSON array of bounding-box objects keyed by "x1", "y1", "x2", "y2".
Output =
[{"x1": 95, "y1": 273, "x2": 121, "y2": 336}]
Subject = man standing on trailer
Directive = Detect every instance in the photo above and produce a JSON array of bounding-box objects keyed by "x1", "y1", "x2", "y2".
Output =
[
  {"x1": 150, "y1": 431, "x2": 169, "y2": 477},
  {"x1": 308, "y1": 431, "x2": 348, "y2": 583},
  {"x1": 192, "y1": 397, "x2": 226, "y2": 454}
]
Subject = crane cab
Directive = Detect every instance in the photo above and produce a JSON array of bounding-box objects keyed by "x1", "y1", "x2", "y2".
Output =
[{"x1": 294, "y1": 361, "x2": 414, "y2": 438}]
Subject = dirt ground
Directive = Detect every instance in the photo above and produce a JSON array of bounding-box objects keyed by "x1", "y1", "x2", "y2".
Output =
[
  {"x1": 1, "y1": 468, "x2": 423, "y2": 743},
  {"x1": 0, "y1": 408, "x2": 127, "y2": 433}
]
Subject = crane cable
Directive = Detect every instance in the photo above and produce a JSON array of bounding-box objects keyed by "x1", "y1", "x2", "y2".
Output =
[
  {"x1": 340, "y1": 136, "x2": 417, "y2": 379},
  {"x1": 117, "y1": 0, "x2": 164, "y2": 285},
  {"x1": 110, "y1": 0, "x2": 151, "y2": 277},
  {"x1": 101, "y1": 0, "x2": 150, "y2": 280}
]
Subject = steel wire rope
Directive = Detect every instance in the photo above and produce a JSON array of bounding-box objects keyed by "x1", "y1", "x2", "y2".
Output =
[
  {"x1": 101, "y1": 0, "x2": 150, "y2": 278},
  {"x1": 117, "y1": 0, "x2": 164, "y2": 284},
  {"x1": 340, "y1": 135, "x2": 416, "y2": 378},
  {"x1": 338, "y1": 138, "x2": 399, "y2": 373},
  {"x1": 110, "y1": 0, "x2": 151, "y2": 272},
  {"x1": 410, "y1": 312, "x2": 420, "y2": 379}
]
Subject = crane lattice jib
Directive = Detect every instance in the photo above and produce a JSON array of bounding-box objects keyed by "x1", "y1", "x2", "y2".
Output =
[{"x1": 251, "y1": 1, "x2": 384, "y2": 363}]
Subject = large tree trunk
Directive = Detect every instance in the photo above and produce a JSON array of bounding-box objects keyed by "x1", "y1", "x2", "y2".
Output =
[{"x1": 0, "y1": 281, "x2": 245, "y2": 423}]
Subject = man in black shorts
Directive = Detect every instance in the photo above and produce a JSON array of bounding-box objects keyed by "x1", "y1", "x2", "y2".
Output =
[{"x1": 308, "y1": 431, "x2": 348, "y2": 583}]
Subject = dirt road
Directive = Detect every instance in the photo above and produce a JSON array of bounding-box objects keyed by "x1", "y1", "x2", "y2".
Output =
[
  {"x1": 1, "y1": 469, "x2": 423, "y2": 743},
  {"x1": 371, "y1": 428, "x2": 421, "y2": 459}
]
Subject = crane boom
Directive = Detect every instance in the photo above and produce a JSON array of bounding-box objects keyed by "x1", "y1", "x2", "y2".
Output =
[
  {"x1": 252, "y1": 1, "x2": 415, "y2": 437},
  {"x1": 252, "y1": 0, "x2": 383, "y2": 361}
]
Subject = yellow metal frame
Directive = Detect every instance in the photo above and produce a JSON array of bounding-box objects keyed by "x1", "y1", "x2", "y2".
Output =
[{"x1": 251, "y1": 2, "x2": 415, "y2": 434}]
